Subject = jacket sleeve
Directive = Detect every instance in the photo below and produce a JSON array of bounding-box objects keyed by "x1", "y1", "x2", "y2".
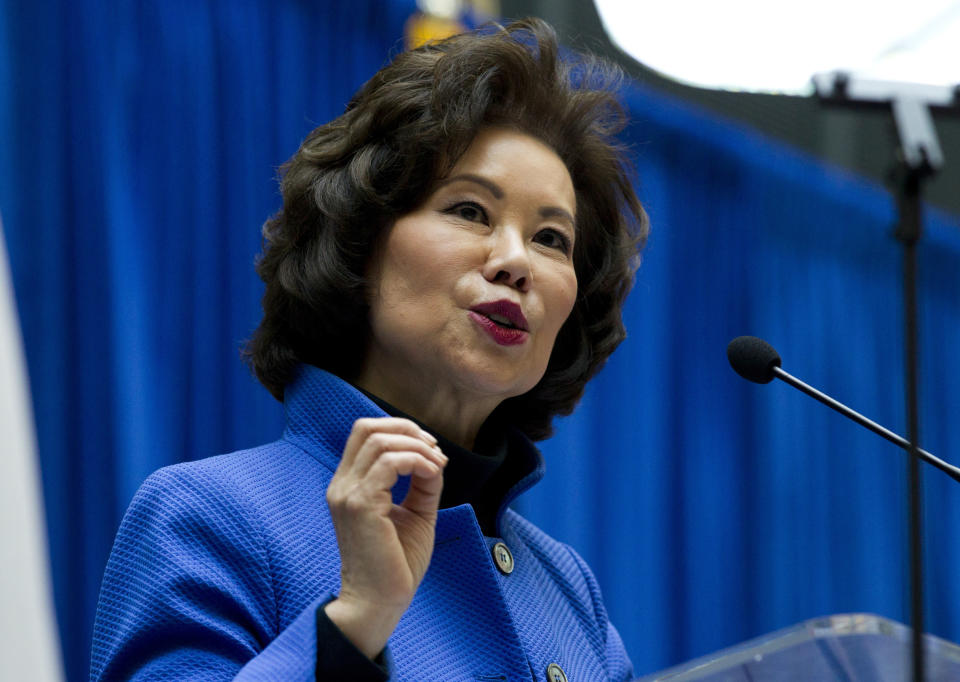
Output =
[
  {"x1": 565, "y1": 544, "x2": 635, "y2": 682},
  {"x1": 90, "y1": 463, "x2": 384, "y2": 681}
]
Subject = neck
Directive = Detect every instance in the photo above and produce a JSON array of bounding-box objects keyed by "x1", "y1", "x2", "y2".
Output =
[{"x1": 352, "y1": 363, "x2": 500, "y2": 451}]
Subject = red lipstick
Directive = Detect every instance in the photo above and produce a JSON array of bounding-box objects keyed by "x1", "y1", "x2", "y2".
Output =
[{"x1": 469, "y1": 300, "x2": 529, "y2": 346}]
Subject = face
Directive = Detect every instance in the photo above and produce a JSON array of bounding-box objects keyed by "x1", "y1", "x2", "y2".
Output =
[{"x1": 362, "y1": 127, "x2": 578, "y2": 405}]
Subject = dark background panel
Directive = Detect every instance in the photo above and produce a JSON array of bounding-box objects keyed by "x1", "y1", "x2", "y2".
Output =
[{"x1": 502, "y1": 0, "x2": 960, "y2": 217}]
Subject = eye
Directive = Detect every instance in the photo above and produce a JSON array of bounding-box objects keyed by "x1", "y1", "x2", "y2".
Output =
[
  {"x1": 444, "y1": 201, "x2": 488, "y2": 224},
  {"x1": 534, "y1": 228, "x2": 572, "y2": 255}
]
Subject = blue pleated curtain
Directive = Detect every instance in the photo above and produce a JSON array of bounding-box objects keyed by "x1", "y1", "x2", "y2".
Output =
[
  {"x1": 2, "y1": 2, "x2": 959, "y2": 680},
  {"x1": 1, "y1": 2, "x2": 415, "y2": 678},
  {"x1": 518, "y1": 89, "x2": 960, "y2": 672}
]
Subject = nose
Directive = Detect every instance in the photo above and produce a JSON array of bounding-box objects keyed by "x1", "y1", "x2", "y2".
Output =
[{"x1": 482, "y1": 227, "x2": 531, "y2": 292}]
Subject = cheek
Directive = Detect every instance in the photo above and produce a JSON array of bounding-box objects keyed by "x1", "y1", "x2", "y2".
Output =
[
  {"x1": 382, "y1": 226, "x2": 475, "y2": 294},
  {"x1": 378, "y1": 239, "x2": 449, "y2": 296},
  {"x1": 546, "y1": 271, "x2": 578, "y2": 334},
  {"x1": 374, "y1": 251, "x2": 470, "y2": 336}
]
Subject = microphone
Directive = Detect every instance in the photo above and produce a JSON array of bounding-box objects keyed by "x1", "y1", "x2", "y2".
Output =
[{"x1": 727, "y1": 335, "x2": 960, "y2": 483}]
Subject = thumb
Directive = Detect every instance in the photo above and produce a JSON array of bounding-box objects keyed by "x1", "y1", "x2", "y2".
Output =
[{"x1": 400, "y1": 469, "x2": 444, "y2": 516}]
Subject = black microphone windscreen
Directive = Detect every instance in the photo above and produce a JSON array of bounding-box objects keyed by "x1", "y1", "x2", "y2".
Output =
[{"x1": 727, "y1": 336, "x2": 782, "y2": 384}]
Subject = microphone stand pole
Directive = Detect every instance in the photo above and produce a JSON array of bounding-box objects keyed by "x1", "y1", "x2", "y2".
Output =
[
  {"x1": 812, "y1": 73, "x2": 959, "y2": 682},
  {"x1": 896, "y1": 136, "x2": 929, "y2": 682}
]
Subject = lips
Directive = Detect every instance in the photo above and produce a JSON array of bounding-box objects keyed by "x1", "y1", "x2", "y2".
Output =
[
  {"x1": 469, "y1": 300, "x2": 529, "y2": 331},
  {"x1": 468, "y1": 300, "x2": 529, "y2": 347}
]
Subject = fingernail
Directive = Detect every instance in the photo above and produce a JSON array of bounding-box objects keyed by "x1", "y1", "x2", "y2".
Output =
[{"x1": 421, "y1": 430, "x2": 438, "y2": 444}]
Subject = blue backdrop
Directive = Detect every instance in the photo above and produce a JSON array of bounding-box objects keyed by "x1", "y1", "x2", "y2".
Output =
[{"x1": 2, "y1": 1, "x2": 959, "y2": 680}]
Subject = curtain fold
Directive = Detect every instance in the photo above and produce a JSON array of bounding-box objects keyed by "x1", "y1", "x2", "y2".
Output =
[
  {"x1": 2, "y1": 2, "x2": 958, "y2": 679},
  {"x1": 1, "y1": 2, "x2": 415, "y2": 678},
  {"x1": 516, "y1": 83, "x2": 960, "y2": 674}
]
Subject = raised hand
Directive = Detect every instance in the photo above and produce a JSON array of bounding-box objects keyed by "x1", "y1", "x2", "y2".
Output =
[{"x1": 323, "y1": 417, "x2": 447, "y2": 658}]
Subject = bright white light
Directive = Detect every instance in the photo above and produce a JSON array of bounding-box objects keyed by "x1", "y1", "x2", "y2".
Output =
[
  {"x1": 594, "y1": 0, "x2": 960, "y2": 93},
  {"x1": 417, "y1": 0, "x2": 463, "y2": 19}
]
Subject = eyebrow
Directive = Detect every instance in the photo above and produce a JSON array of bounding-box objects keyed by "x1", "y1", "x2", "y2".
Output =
[
  {"x1": 436, "y1": 173, "x2": 576, "y2": 227},
  {"x1": 435, "y1": 173, "x2": 504, "y2": 199},
  {"x1": 539, "y1": 206, "x2": 575, "y2": 228}
]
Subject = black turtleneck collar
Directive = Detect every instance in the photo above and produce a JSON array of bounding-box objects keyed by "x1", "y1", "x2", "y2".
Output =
[
  {"x1": 358, "y1": 390, "x2": 509, "y2": 534},
  {"x1": 283, "y1": 367, "x2": 545, "y2": 537}
]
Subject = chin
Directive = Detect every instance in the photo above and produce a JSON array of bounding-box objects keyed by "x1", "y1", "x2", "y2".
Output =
[{"x1": 457, "y1": 362, "x2": 544, "y2": 402}]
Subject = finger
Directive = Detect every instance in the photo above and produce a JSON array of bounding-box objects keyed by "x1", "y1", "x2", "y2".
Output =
[
  {"x1": 328, "y1": 451, "x2": 436, "y2": 517},
  {"x1": 341, "y1": 418, "x2": 421, "y2": 469},
  {"x1": 352, "y1": 433, "x2": 447, "y2": 477},
  {"x1": 341, "y1": 418, "x2": 438, "y2": 469},
  {"x1": 363, "y1": 451, "x2": 443, "y2": 493},
  {"x1": 400, "y1": 469, "x2": 444, "y2": 515}
]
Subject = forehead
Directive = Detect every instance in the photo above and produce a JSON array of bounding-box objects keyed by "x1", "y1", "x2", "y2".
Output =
[{"x1": 445, "y1": 128, "x2": 576, "y2": 213}]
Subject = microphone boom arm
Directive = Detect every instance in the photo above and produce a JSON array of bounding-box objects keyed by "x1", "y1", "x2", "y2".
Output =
[{"x1": 772, "y1": 365, "x2": 960, "y2": 484}]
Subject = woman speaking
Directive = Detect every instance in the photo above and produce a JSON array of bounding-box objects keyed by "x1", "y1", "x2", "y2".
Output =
[{"x1": 91, "y1": 18, "x2": 648, "y2": 681}]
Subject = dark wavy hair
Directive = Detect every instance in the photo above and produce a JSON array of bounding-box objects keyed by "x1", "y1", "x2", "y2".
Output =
[{"x1": 245, "y1": 18, "x2": 648, "y2": 441}]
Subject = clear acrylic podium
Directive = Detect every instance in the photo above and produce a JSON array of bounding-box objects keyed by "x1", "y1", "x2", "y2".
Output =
[{"x1": 637, "y1": 614, "x2": 960, "y2": 681}]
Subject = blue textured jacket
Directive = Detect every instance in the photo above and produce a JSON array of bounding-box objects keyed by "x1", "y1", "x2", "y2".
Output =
[{"x1": 90, "y1": 366, "x2": 634, "y2": 681}]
